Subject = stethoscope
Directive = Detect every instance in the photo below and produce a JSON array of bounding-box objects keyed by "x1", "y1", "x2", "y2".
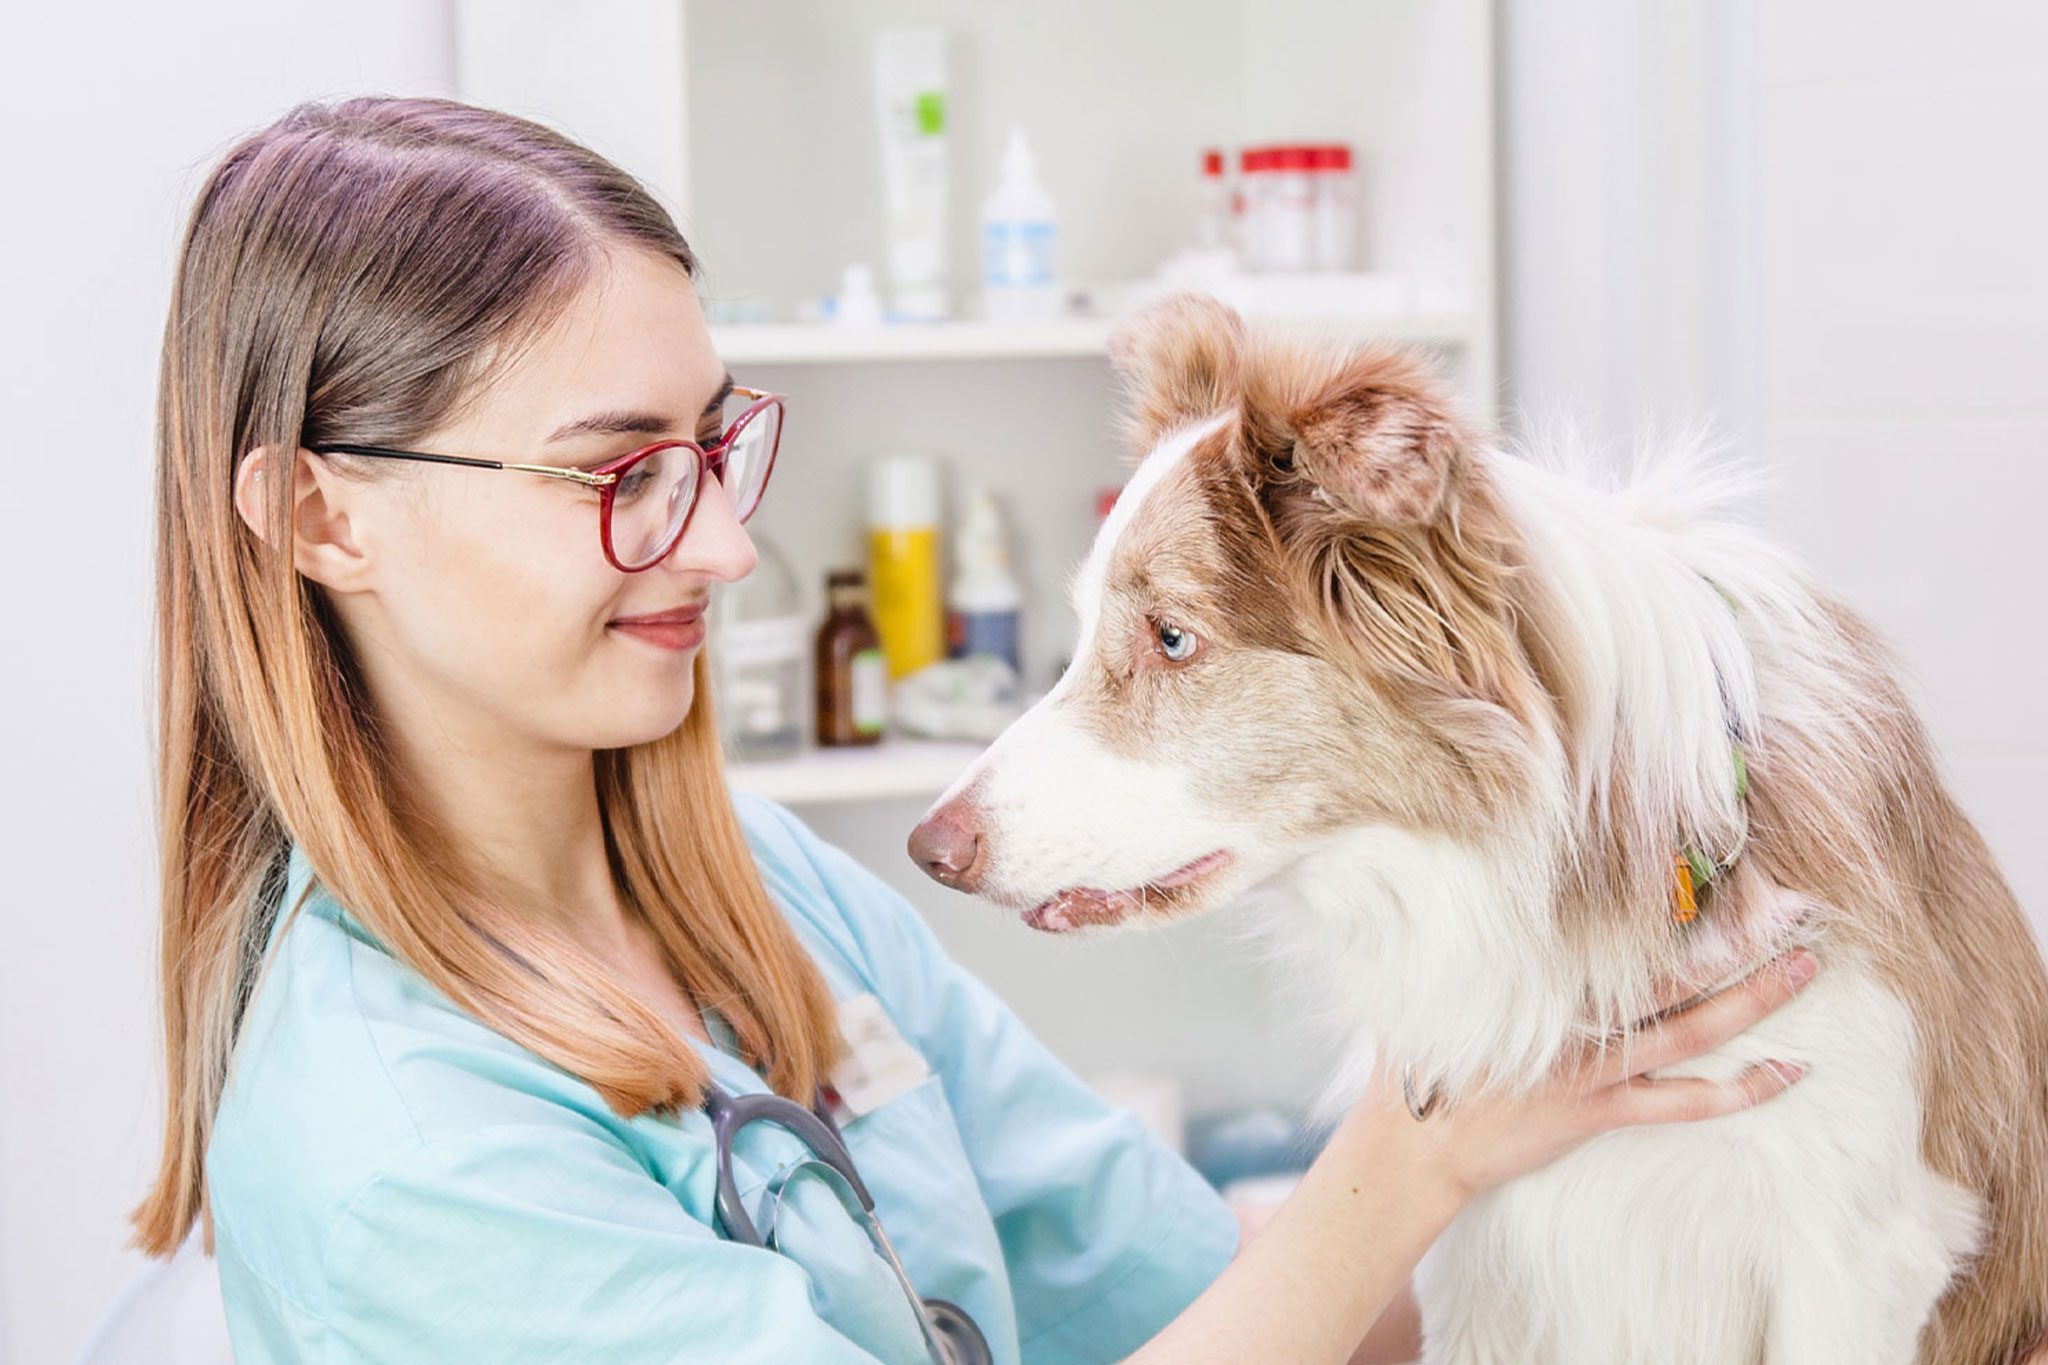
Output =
[{"x1": 701, "y1": 1083, "x2": 993, "y2": 1365}]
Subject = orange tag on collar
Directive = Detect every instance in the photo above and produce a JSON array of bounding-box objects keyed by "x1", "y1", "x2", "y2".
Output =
[{"x1": 1672, "y1": 855, "x2": 1699, "y2": 924}]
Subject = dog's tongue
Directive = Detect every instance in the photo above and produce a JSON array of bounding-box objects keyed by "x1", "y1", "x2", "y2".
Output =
[{"x1": 1023, "y1": 887, "x2": 1139, "y2": 933}]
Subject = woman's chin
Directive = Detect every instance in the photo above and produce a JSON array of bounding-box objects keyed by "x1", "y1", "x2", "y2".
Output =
[{"x1": 582, "y1": 689, "x2": 697, "y2": 751}]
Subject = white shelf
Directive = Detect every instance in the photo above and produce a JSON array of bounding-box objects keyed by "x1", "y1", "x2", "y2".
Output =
[
  {"x1": 711, "y1": 311, "x2": 1474, "y2": 366},
  {"x1": 727, "y1": 739, "x2": 985, "y2": 805},
  {"x1": 712, "y1": 318, "x2": 1114, "y2": 364}
]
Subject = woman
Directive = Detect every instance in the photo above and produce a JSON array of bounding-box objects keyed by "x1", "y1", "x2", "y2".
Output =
[{"x1": 133, "y1": 96, "x2": 1813, "y2": 1364}]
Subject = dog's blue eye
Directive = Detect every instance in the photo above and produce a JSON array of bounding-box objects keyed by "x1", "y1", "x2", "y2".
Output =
[{"x1": 1156, "y1": 621, "x2": 1199, "y2": 663}]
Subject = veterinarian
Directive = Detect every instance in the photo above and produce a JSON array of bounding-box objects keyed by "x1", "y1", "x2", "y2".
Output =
[{"x1": 134, "y1": 97, "x2": 1817, "y2": 1365}]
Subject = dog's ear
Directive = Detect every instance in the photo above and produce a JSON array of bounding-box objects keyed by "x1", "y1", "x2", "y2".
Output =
[
  {"x1": 1108, "y1": 292, "x2": 1247, "y2": 455},
  {"x1": 1278, "y1": 349, "x2": 1468, "y2": 528}
]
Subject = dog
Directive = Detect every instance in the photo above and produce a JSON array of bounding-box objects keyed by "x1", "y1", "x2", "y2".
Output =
[{"x1": 907, "y1": 293, "x2": 2048, "y2": 1363}]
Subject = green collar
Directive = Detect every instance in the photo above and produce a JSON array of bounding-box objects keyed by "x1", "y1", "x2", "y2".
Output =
[{"x1": 1674, "y1": 578, "x2": 1751, "y2": 924}]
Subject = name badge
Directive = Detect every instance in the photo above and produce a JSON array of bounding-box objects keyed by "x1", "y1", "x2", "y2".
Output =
[{"x1": 825, "y1": 993, "x2": 931, "y2": 1122}]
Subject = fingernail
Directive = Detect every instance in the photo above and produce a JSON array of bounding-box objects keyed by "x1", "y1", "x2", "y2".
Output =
[
  {"x1": 1781, "y1": 949, "x2": 1818, "y2": 988},
  {"x1": 1766, "y1": 1060, "x2": 1808, "y2": 1085}
]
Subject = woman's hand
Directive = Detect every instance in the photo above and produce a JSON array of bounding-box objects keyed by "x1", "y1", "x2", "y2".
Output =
[{"x1": 1365, "y1": 946, "x2": 1818, "y2": 1209}]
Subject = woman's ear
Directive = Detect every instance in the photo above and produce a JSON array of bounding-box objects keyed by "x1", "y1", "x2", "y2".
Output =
[{"x1": 233, "y1": 446, "x2": 372, "y2": 591}]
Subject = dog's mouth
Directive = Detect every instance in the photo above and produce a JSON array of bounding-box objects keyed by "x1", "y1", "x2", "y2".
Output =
[{"x1": 1020, "y1": 850, "x2": 1236, "y2": 933}]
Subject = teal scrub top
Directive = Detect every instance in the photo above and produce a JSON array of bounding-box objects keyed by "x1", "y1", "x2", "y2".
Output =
[{"x1": 205, "y1": 791, "x2": 1239, "y2": 1363}]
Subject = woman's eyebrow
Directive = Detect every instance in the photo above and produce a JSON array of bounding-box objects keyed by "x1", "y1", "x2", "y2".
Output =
[
  {"x1": 699, "y1": 372, "x2": 736, "y2": 421},
  {"x1": 543, "y1": 373, "x2": 736, "y2": 445}
]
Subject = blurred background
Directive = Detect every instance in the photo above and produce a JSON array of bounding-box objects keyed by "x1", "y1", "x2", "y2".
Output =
[{"x1": 2, "y1": 1, "x2": 2043, "y2": 1359}]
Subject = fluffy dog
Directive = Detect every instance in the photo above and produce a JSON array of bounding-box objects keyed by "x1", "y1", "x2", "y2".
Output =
[{"x1": 909, "y1": 294, "x2": 2048, "y2": 1363}]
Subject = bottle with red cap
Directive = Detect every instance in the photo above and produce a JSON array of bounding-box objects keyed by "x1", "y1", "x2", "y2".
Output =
[
  {"x1": 1238, "y1": 147, "x2": 1271, "y2": 269},
  {"x1": 1228, "y1": 141, "x2": 1358, "y2": 273},
  {"x1": 1265, "y1": 144, "x2": 1318, "y2": 272},
  {"x1": 1311, "y1": 144, "x2": 1357, "y2": 271},
  {"x1": 1197, "y1": 147, "x2": 1230, "y2": 253}
]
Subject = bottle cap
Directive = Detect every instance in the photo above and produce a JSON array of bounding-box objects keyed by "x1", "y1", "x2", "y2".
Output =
[
  {"x1": 826, "y1": 567, "x2": 867, "y2": 590},
  {"x1": 868, "y1": 455, "x2": 940, "y2": 528},
  {"x1": 955, "y1": 488, "x2": 1010, "y2": 573}
]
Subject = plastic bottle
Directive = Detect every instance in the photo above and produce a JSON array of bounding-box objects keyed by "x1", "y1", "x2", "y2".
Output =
[
  {"x1": 1312, "y1": 144, "x2": 1358, "y2": 271},
  {"x1": 874, "y1": 28, "x2": 949, "y2": 320},
  {"x1": 1264, "y1": 144, "x2": 1318, "y2": 273},
  {"x1": 945, "y1": 488, "x2": 1022, "y2": 674},
  {"x1": 711, "y1": 533, "x2": 806, "y2": 759},
  {"x1": 1196, "y1": 148, "x2": 1230, "y2": 253},
  {"x1": 981, "y1": 127, "x2": 1060, "y2": 323},
  {"x1": 832, "y1": 263, "x2": 884, "y2": 327},
  {"x1": 1237, "y1": 147, "x2": 1272, "y2": 270},
  {"x1": 815, "y1": 569, "x2": 887, "y2": 747},
  {"x1": 867, "y1": 456, "x2": 944, "y2": 679}
]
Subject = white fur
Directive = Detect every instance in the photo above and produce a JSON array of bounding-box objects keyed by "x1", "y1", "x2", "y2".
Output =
[
  {"x1": 1068, "y1": 410, "x2": 1233, "y2": 647},
  {"x1": 1417, "y1": 960, "x2": 1982, "y2": 1365}
]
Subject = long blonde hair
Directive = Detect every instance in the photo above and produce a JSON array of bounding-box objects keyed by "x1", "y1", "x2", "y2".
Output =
[{"x1": 133, "y1": 96, "x2": 842, "y2": 1257}]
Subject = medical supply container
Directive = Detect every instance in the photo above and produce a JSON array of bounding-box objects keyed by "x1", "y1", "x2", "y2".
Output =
[
  {"x1": 874, "y1": 28, "x2": 950, "y2": 320},
  {"x1": 1197, "y1": 147, "x2": 1231, "y2": 254},
  {"x1": 867, "y1": 456, "x2": 945, "y2": 679},
  {"x1": 980, "y1": 127, "x2": 1060, "y2": 322},
  {"x1": 815, "y1": 569, "x2": 888, "y2": 747},
  {"x1": 712, "y1": 533, "x2": 806, "y2": 759},
  {"x1": 945, "y1": 488, "x2": 1022, "y2": 675},
  {"x1": 1311, "y1": 144, "x2": 1358, "y2": 270}
]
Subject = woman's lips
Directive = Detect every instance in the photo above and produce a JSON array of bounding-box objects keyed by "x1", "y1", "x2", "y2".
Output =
[
  {"x1": 1022, "y1": 849, "x2": 1235, "y2": 934},
  {"x1": 608, "y1": 604, "x2": 707, "y2": 652}
]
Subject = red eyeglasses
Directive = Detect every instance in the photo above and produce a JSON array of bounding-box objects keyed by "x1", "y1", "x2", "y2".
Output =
[{"x1": 310, "y1": 385, "x2": 785, "y2": 573}]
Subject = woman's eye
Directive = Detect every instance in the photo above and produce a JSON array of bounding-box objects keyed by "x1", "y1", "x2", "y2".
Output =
[
  {"x1": 1155, "y1": 621, "x2": 1200, "y2": 664},
  {"x1": 614, "y1": 464, "x2": 657, "y2": 500}
]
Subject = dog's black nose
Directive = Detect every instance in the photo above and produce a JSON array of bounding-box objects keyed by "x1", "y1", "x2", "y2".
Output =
[{"x1": 909, "y1": 801, "x2": 985, "y2": 891}]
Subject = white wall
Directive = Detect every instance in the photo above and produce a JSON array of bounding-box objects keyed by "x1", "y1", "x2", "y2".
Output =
[
  {"x1": 1500, "y1": 0, "x2": 2044, "y2": 937},
  {"x1": 1499, "y1": 0, "x2": 1760, "y2": 448},
  {"x1": 0, "y1": 8, "x2": 455, "y2": 1361},
  {"x1": 1754, "y1": 2, "x2": 2048, "y2": 937}
]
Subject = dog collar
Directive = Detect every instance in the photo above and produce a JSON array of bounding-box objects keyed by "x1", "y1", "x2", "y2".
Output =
[{"x1": 1672, "y1": 577, "x2": 1750, "y2": 926}]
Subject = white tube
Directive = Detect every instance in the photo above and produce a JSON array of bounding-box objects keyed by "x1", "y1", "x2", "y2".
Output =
[{"x1": 873, "y1": 28, "x2": 949, "y2": 321}]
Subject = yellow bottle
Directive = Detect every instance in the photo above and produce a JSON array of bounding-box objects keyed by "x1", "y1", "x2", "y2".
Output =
[{"x1": 867, "y1": 456, "x2": 944, "y2": 678}]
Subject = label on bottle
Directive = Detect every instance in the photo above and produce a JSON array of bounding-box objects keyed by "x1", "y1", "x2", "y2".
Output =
[
  {"x1": 983, "y1": 220, "x2": 1055, "y2": 288},
  {"x1": 716, "y1": 615, "x2": 807, "y2": 667},
  {"x1": 947, "y1": 608, "x2": 1021, "y2": 674},
  {"x1": 850, "y1": 649, "x2": 888, "y2": 734}
]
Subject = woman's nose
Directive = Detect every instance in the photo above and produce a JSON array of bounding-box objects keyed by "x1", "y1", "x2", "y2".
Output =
[{"x1": 660, "y1": 472, "x2": 757, "y2": 584}]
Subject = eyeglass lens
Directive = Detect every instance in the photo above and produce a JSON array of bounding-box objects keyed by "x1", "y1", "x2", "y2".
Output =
[{"x1": 609, "y1": 401, "x2": 781, "y2": 569}]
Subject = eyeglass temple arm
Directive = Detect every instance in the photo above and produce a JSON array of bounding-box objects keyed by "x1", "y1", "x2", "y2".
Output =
[{"x1": 309, "y1": 443, "x2": 613, "y2": 486}]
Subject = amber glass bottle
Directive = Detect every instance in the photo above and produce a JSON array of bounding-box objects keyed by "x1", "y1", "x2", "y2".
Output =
[{"x1": 815, "y1": 569, "x2": 887, "y2": 747}]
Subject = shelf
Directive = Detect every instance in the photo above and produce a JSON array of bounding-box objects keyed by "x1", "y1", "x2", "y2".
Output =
[
  {"x1": 710, "y1": 311, "x2": 1474, "y2": 366},
  {"x1": 726, "y1": 739, "x2": 987, "y2": 805}
]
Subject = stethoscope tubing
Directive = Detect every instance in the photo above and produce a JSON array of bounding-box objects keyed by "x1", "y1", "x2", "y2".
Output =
[{"x1": 698, "y1": 1083, "x2": 992, "y2": 1365}]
